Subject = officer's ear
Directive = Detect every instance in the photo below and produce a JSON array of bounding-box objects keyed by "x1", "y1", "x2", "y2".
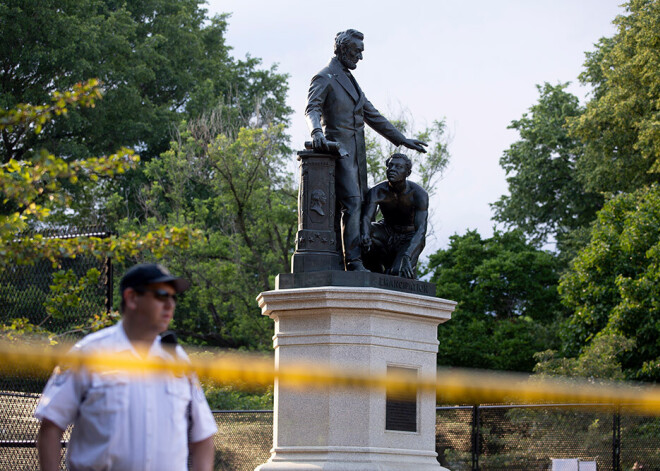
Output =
[{"x1": 123, "y1": 288, "x2": 140, "y2": 312}]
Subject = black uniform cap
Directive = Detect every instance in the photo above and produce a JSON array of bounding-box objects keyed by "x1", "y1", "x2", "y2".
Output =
[{"x1": 119, "y1": 264, "x2": 190, "y2": 294}]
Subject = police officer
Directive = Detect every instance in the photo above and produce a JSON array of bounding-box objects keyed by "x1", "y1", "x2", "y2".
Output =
[{"x1": 35, "y1": 264, "x2": 217, "y2": 471}]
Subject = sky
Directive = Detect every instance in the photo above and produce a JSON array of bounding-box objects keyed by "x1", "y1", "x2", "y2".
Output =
[{"x1": 205, "y1": 0, "x2": 624, "y2": 254}]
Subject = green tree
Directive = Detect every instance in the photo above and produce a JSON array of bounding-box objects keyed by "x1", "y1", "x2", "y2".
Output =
[
  {"x1": 0, "y1": 0, "x2": 290, "y2": 164},
  {"x1": 490, "y1": 2, "x2": 660, "y2": 382},
  {"x1": 534, "y1": 332, "x2": 635, "y2": 381},
  {"x1": 113, "y1": 107, "x2": 296, "y2": 349},
  {"x1": 428, "y1": 230, "x2": 564, "y2": 371},
  {"x1": 570, "y1": 0, "x2": 660, "y2": 194},
  {"x1": 365, "y1": 117, "x2": 450, "y2": 196},
  {"x1": 492, "y1": 83, "x2": 603, "y2": 256},
  {"x1": 0, "y1": 80, "x2": 198, "y2": 341},
  {"x1": 558, "y1": 185, "x2": 660, "y2": 381}
]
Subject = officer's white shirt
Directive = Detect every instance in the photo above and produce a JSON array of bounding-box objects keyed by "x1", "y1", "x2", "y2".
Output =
[{"x1": 34, "y1": 321, "x2": 218, "y2": 471}]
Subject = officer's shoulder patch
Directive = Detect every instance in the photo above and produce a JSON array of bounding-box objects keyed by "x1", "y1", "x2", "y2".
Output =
[{"x1": 52, "y1": 365, "x2": 72, "y2": 386}]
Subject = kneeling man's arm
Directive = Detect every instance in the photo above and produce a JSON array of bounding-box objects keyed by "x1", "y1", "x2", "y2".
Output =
[{"x1": 405, "y1": 189, "x2": 430, "y2": 262}]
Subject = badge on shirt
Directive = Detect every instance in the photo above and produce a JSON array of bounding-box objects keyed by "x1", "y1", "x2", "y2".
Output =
[{"x1": 52, "y1": 365, "x2": 71, "y2": 386}]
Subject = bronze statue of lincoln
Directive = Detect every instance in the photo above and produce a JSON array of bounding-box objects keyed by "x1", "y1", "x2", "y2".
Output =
[{"x1": 305, "y1": 29, "x2": 427, "y2": 272}]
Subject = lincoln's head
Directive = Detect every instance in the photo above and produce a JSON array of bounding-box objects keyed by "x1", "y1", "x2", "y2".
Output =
[{"x1": 334, "y1": 29, "x2": 364, "y2": 70}]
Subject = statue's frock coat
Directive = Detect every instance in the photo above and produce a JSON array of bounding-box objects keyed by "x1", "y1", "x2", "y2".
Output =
[{"x1": 305, "y1": 57, "x2": 406, "y2": 201}]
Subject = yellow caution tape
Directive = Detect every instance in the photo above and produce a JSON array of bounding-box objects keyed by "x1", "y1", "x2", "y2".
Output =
[{"x1": 1, "y1": 341, "x2": 659, "y2": 414}]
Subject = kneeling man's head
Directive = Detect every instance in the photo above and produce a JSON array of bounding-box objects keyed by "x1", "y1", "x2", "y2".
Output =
[{"x1": 385, "y1": 153, "x2": 413, "y2": 183}]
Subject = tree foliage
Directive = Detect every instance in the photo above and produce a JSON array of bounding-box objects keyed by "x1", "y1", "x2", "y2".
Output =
[
  {"x1": 558, "y1": 185, "x2": 660, "y2": 381},
  {"x1": 489, "y1": 2, "x2": 660, "y2": 380},
  {"x1": 365, "y1": 117, "x2": 450, "y2": 196},
  {"x1": 571, "y1": 0, "x2": 660, "y2": 194},
  {"x1": 0, "y1": 80, "x2": 197, "y2": 264},
  {"x1": 0, "y1": 81, "x2": 198, "y2": 341},
  {"x1": 430, "y1": 230, "x2": 563, "y2": 322},
  {"x1": 0, "y1": 0, "x2": 292, "y2": 347},
  {"x1": 492, "y1": 83, "x2": 602, "y2": 254},
  {"x1": 113, "y1": 107, "x2": 296, "y2": 349},
  {"x1": 534, "y1": 332, "x2": 635, "y2": 381},
  {"x1": 1, "y1": 2, "x2": 294, "y2": 350},
  {"x1": 0, "y1": 0, "x2": 290, "y2": 165},
  {"x1": 428, "y1": 230, "x2": 564, "y2": 371}
]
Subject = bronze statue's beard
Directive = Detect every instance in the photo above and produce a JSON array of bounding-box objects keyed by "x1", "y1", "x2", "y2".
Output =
[{"x1": 339, "y1": 51, "x2": 358, "y2": 70}]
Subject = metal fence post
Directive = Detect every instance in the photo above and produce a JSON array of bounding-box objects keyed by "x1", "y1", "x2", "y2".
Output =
[
  {"x1": 105, "y1": 256, "x2": 113, "y2": 313},
  {"x1": 471, "y1": 404, "x2": 480, "y2": 471},
  {"x1": 613, "y1": 406, "x2": 621, "y2": 471}
]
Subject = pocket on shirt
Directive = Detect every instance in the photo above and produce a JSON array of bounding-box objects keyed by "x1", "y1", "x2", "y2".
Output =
[
  {"x1": 166, "y1": 376, "x2": 191, "y2": 401},
  {"x1": 87, "y1": 372, "x2": 129, "y2": 412},
  {"x1": 77, "y1": 372, "x2": 129, "y2": 444}
]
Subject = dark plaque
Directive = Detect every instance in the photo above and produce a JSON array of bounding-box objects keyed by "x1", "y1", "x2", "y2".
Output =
[{"x1": 385, "y1": 366, "x2": 418, "y2": 432}]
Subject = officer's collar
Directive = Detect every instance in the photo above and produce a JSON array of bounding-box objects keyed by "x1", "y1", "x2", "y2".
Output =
[{"x1": 115, "y1": 320, "x2": 170, "y2": 360}]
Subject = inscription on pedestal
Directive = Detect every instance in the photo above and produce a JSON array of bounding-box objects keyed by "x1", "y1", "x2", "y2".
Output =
[
  {"x1": 377, "y1": 276, "x2": 435, "y2": 295},
  {"x1": 276, "y1": 271, "x2": 437, "y2": 297}
]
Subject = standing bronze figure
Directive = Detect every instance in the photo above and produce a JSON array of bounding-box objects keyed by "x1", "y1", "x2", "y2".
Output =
[{"x1": 305, "y1": 29, "x2": 427, "y2": 271}]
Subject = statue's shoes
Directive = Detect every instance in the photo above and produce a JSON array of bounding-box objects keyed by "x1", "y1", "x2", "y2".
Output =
[{"x1": 346, "y1": 261, "x2": 369, "y2": 272}]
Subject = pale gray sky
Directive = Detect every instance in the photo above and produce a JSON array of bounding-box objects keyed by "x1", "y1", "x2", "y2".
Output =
[{"x1": 205, "y1": 0, "x2": 623, "y2": 254}]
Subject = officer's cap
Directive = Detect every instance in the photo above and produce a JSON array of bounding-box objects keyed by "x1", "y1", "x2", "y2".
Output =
[{"x1": 120, "y1": 264, "x2": 190, "y2": 294}]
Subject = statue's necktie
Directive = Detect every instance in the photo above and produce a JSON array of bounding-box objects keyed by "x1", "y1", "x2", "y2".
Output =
[{"x1": 346, "y1": 71, "x2": 360, "y2": 97}]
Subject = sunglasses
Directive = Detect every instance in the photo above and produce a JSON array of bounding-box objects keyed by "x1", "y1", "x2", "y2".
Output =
[{"x1": 135, "y1": 288, "x2": 178, "y2": 302}]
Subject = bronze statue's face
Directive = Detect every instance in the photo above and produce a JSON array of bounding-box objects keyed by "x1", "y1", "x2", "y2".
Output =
[
  {"x1": 339, "y1": 39, "x2": 364, "y2": 70},
  {"x1": 386, "y1": 158, "x2": 409, "y2": 184}
]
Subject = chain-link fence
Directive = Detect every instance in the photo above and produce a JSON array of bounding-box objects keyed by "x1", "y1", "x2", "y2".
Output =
[
  {"x1": 0, "y1": 226, "x2": 112, "y2": 394},
  {"x1": 213, "y1": 411, "x2": 272, "y2": 470},
  {"x1": 0, "y1": 226, "x2": 113, "y2": 327},
  {"x1": 2, "y1": 402, "x2": 657, "y2": 470},
  {"x1": 0, "y1": 398, "x2": 273, "y2": 471},
  {"x1": 0, "y1": 391, "x2": 68, "y2": 470},
  {"x1": 435, "y1": 404, "x2": 660, "y2": 470}
]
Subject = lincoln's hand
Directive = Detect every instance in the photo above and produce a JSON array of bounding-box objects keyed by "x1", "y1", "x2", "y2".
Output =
[
  {"x1": 401, "y1": 138, "x2": 428, "y2": 154},
  {"x1": 312, "y1": 130, "x2": 329, "y2": 152}
]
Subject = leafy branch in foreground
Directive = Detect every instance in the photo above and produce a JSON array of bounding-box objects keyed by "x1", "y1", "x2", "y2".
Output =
[{"x1": 0, "y1": 80, "x2": 200, "y2": 341}]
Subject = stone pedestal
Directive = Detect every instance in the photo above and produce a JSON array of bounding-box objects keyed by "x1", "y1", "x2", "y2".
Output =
[{"x1": 255, "y1": 287, "x2": 456, "y2": 471}]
